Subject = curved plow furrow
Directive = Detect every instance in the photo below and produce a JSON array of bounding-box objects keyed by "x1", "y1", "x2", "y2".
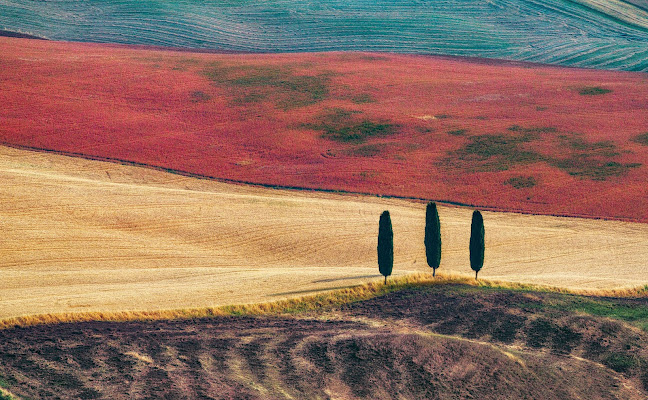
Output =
[
  {"x1": 0, "y1": 307, "x2": 646, "y2": 399},
  {"x1": 2, "y1": 0, "x2": 648, "y2": 70}
]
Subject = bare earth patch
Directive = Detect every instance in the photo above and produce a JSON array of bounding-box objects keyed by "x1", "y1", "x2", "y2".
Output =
[{"x1": 0, "y1": 284, "x2": 647, "y2": 399}]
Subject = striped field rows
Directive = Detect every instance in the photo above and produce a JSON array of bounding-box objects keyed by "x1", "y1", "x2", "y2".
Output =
[{"x1": 1, "y1": 0, "x2": 648, "y2": 70}]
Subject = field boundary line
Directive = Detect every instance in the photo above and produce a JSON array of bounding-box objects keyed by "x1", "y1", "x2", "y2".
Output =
[
  {"x1": 1, "y1": 142, "x2": 644, "y2": 224},
  {"x1": 0, "y1": 272, "x2": 645, "y2": 330}
]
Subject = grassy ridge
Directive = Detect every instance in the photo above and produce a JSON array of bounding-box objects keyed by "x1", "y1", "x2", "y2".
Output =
[
  {"x1": 2, "y1": 0, "x2": 648, "y2": 70},
  {"x1": 2, "y1": 273, "x2": 646, "y2": 331},
  {"x1": 1, "y1": 274, "x2": 648, "y2": 399}
]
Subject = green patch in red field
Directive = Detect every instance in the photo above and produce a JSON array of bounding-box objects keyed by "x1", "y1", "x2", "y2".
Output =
[
  {"x1": 2, "y1": 38, "x2": 648, "y2": 222},
  {"x1": 434, "y1": 114, "x2": 452, "y2": 119},
  {"x1": 549, "y1": 134, "x2": 640, "y2": 180},
  {"x1": 349, "y1": 93, "x2": 375, "y2": 104},
  {"x1": 577, "y1": 86, "x2": 613, "y2": 95},
  {"x1": 441, "y1": 133, "x2": 542, "y2": 172},
  {"x1": 447, "y1": 129, "x2": 468, "y2": 136},
  {"x1": 507, "y1": 125, "x2": 557, "y2": 134},
  {"x1": 203, "y1": 62, "x2": 334, "y2": 109},
  {"x1": 304, "y1": 108, "x2": 399, "y2": 143},
  {"x1": 344, "y1": 143, "x2": 386, "y2": 157},
  {"x1": 505, "y1": 176, "x2": 537, "y2": 189},
  {"x1": 632, "y1": 133, "x2": 648, "y2": 146},
  {"x1": 442, "y1": 127, "x2": 641, "y2": 180},
  {"x1": 551, "y1": 159, "x2": 641, "y2": 180},
  {"x1": 189, "y1": 90, "x2": 211, "y2": 103}
]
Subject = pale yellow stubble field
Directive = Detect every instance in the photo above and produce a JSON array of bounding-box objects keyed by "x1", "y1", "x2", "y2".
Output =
[{"x1": 0, "y1": 146, "x2": 646, "y2": 319}]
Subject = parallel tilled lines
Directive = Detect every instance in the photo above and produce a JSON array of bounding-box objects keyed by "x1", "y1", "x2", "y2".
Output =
[{"x1": 2, "y1": 0, "x2": 648, "y2": 70}]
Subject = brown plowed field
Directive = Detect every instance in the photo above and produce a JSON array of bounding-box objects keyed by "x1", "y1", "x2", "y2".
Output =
[
  {"x1": 1, "y1": 285, "x2": 647, "y2": 399},
  {"x1": 1, "y1": 145, "x2": 647, "y2": 320},
  {"x1": 2, "y1": 37, "x2": 648, "y2": 222}
]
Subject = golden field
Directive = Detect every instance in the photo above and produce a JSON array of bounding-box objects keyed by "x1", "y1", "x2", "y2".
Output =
[{"x1": 1, "y1": 145, "x2": 646, "y2": 319}]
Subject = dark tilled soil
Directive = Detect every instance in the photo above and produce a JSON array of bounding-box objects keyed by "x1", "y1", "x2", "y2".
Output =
[
  {"x1": 1, "y1": 286, "x2": 647, "y2": 399},
  {"x1": 344, "y1": 285, "x2": 648, "y2": 386}
]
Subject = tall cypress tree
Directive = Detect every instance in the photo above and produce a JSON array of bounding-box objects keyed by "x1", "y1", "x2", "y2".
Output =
[
  {"x1": 377, "y1": 210, "x2": 394, "y2": 284},
  {"x1": 424, "y1": 202, "x2": 442, "y2": 277},
  {"x1": 469, "y1": 210, "x2": 485, "y2": 279}
]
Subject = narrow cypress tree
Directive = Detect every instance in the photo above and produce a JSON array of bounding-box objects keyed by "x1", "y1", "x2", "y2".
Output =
[
  {"x1": 377, "y1": 210, "x2": 394, "y2": 284},
  {"x1": 469, "y1": 210, "x2": 485, "y2": 279},
  {"x1": 424, "y1": 202, "x2": 442, "y2": 277}
]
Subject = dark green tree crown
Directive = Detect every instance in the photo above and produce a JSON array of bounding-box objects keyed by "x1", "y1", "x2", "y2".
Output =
[
  {"x1": 424, "y1": 202, "x2": 442, "y2": 272},
  {"x1": 469, "y1": 210, "x2": 485, "y2": 273},
  {"x1": 378, "y1": 210, "x2": 394, "y2": 279}
]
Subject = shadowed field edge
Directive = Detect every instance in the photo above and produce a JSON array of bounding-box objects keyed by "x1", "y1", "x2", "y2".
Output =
[
  {"x1": 2, "y1": 272, "x2": 646, "y2": 331},
  {"x1": 1, "y1": 142, "x2": 646, "y2": 224}
]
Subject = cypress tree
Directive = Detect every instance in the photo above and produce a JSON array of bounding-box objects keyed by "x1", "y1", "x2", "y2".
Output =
[
  {"x1": 469, "y1": 210, "x2": 485, "y2": 279},
  {"x1": 424, "y1": 202, "x2": 442, "y2": 277},
  {"x1": 377, "y1": 210, "x2": 393, "y2": 284}
]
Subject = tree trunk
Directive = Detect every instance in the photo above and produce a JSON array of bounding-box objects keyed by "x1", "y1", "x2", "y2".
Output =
[
  {"x1": 433, "y1": 268, "x2": 436, "y2": 278},
  {"x1": 475, "y1": 270, "x2": 478, "y2": 280},
  {"x1": 384, "y1": 275, "x2": 387, "y2": 285}
]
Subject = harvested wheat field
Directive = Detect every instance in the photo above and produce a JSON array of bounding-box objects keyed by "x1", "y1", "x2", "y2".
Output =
[{"x1": 1, "y1": 145, "x2": 646, "y2": 320}]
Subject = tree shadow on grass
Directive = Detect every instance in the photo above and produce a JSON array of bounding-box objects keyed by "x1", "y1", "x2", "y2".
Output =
[
  {"x1": 312, "y1": 275, "x2": 381, "y2": 284},
  {"x1": 269, "y1": 285, "x2": 359, "y2": 297}
]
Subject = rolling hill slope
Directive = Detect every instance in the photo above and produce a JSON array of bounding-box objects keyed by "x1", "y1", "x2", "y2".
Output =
[
  {"x1": 1, "y1": 284, "x2": 647, "y2": 399},
  {"x1": 2, "y1": 37, "x2": 648, "y2": 222},
  {"x1": 1, "y1": 145, "x2": 646, "y2": 320},
  {"x1": 2, "y1": 0, "x2": 648, "y2": 70}
]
